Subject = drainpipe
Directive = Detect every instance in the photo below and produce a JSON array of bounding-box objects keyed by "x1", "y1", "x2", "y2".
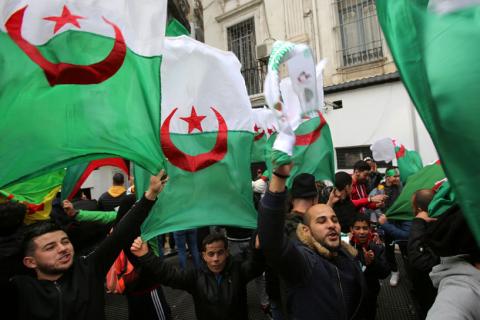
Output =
[
  {"x1": 410, "y1": 101, "x2": 420, "y2": 152},
  {"x1": 311, "y1": 0, "x2": 322, "y2": 63}
]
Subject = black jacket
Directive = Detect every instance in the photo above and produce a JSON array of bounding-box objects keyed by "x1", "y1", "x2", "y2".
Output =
[
  {"x1": 259, "y1": 190, "x2": 366, "y2": 320},
  {"x1": 350, "y1": 241, "x2": 390, "y2": 295},
  {"x1": 138, "y1": 248, "x2": 264, "y2": 320},
  {"x1": 11, "y1": 196, "x2": 156, "y2": 320},
  {"x1": 97, "y1": 191, "x2": 127, "y2": 211},
  {"x1": 407, "y1": 218, "x2": 439, "y2": 273}
]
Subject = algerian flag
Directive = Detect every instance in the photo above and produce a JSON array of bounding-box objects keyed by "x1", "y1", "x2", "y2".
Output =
[
  {"x1": 377, "y1": 0, "x2": 480, "y2": 244},
  {"x1": 371, "y1": 138, "x2": 423, "y2": 183},
  {"x1": 0, "y1": 0, "x2": 166, "y2": 188},
  {"x1": 264, "y1": 112, "x2": 335, "y2": 187},
  {"x1": 61, "y1": 158, "x2": 128, "y2": 200},
  {"x1": 386, "y1": 162, "x2": 445, "y2": 220},
  {"x1": 137, "y1": 36, "x2": 257, "y2": 240},
  {"x1": 251, "y1": 108, "x2": 278, "y2": 163}
]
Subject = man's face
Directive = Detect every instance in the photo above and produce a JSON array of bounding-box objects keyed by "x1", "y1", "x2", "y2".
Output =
[
  {"x1": 202, "y1": 240, "x2": 229, "y2": 274},
  {"x1": 366, "y1": 160, "x2": 377, "y2": 172},
  {"x1": 386, "y1": 174, "x2": 400, "y2": 186},
  {"x1": 351, "y1": 221, "x2": 370, "y2": 244},
  {"x1": 354, "y1": 169, "x2": 370, "y2": 183},
  {"x1": 23, "y1": 230, "x2": 74, "y2": 277},
  {"x1": 305, "y1": 204, "x2": 341, "y2": 250}
]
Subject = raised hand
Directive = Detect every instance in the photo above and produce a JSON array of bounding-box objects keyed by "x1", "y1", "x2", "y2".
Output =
[
  {"x1": 62, "y1": 200, "x2": 77, "y2": 217},
  {"x1": 145, "y1": 169, "x2": 169, "y2": 200},
  {"x1": 130, "y1": 236, "x2": 149, "y2": 257},
  {"x1": 363, "y1": 247, "x2": 375, "y2": 266}
]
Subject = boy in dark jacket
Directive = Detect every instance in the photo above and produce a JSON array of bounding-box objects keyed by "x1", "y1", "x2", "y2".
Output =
[
  {"x1": 350, "y1": 214, "x2": 390, "y2": 320},
  {"x1": 131, "y1": 232, "x2": 265, "y2": 320},
  {"x1": 11, "y1": 170, "x2": 167, "y2": 320}
]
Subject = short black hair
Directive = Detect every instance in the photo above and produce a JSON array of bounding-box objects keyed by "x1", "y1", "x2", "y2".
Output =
[
  {"x1": 0, "y1": 202, "x2": 27, "y2": 236},
  {"x1": 353, "y1": 160, "x2": 371, "y2": 172},
  {"x1": 112, "y1": 173, "x2": 125, "y2": 185},
  {"x1": 21, "y1": 221, "x2": 64, "y2": 256},
  {"x1": 351, "y1": 214, "x2": 370, "y2": 228},
  {"x1": 334, "y1": 171, "x2": 352, "y2": 191},
  {"x1": 201, "y1": 232, "x2": 228, "y2": 252}
]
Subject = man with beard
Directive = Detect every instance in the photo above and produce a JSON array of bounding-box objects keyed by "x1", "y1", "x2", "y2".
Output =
[
  {"x1": 258, "y1": 163, "x2": 367, "y2": 319},
  {"x1": 11, "y1": 170, "x2": 168, "y2": 320}
]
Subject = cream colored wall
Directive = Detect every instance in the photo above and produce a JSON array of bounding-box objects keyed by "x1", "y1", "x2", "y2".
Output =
[
  {"x1": 201, "y1": 0, "x2": 438, "y2": 163},
  {"x1": 203, "y1": 0, "x2": 398, "y2": 86}
]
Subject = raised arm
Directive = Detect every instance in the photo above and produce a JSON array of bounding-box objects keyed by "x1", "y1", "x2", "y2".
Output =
[
  {"x1": 258, "y1": 164, "x2": 312, "y2": 284},
  {"x1": 131, "y1": 237, "x2": 195, "y2": 291},
  {"x1": 89, "y1": 170, "x2": 168, "y2": 276}
]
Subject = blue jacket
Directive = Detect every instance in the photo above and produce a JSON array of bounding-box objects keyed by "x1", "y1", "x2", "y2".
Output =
[{"x1": 259, "y1": 190, "x2": 366, "y2": 320}]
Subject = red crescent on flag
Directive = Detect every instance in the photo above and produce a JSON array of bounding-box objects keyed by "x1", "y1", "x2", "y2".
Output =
[
  {"x1": 5, "y1": 6, "x2": 126, "y2": 86},
  {"x1": 161, "y1": 107, "x2": 228, "y2": 172},
  {"x1": 254, "y1": 131, "x2": 265, "y2": 141},
  {"x1": 295, "y1": 111, "x2": 326, "y2": 146}
]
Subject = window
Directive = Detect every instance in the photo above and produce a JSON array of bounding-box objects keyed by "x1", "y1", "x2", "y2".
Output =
[
  {"x1": 227, "y1": 18, "x2": 265, "y2": 95},
  {"x1": 334, "y1": 0, "x2": 383, "y2": 67},
  {"x1": 336, "y1": 145, "x2": 390, "y2": 169}
]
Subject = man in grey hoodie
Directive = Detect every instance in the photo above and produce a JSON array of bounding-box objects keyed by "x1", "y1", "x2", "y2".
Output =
[{"x1": 427, "y1": 254, "x2": 480, "y2": 320}]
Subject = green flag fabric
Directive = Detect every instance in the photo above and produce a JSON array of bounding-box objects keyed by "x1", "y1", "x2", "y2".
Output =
[
  {"x1": 386, "y1": 162, "x2": 445, "y2": 220},
  {"x1": 166, "y1": 18, "x2": 190, "y2": 37},
  {"x1": 377, "y1": 0, "x2": 480, "y2": 243},
  {"x1": 266, "y1": 112, "x2": 335, "y2": 187},
  {"x1": 137, "y1": 36, "x2": 257, "y2": 240},
  {"x1": 395, "y1": 143, "x2": 423, "y2": 184},
  {"x1": 0, "y1": 169, "x2": 65, "y2": 204},
  {"x1": 429, "y1": 180, "x2": 456, "y2": 218},
  {"x1": 0, "y1": 1, "x2": 167, "y2": 188}
]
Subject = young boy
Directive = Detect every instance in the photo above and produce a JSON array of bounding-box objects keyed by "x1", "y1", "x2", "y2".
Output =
[{"x1": 350, "y1": 214, "x2": 390, "y2": 320}]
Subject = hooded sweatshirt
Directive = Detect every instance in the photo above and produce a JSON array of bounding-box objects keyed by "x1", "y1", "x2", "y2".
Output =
[{"x1": 427, "y1": 255, "x2": 480, "y2": 320}]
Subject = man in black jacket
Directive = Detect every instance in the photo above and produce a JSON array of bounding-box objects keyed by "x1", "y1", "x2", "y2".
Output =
[
  {"x1": 131, "y1": 232, "x2": 265, "y2": 320},
  {"x1": 258, "y1": 163, "x2": 366, "y2": 320},
  {"x1": 11, "y1": 170, "x2": 167, "y2": 320},
  {"x1": 407, "y1": 189, "x2": 438, "y2": 319}
]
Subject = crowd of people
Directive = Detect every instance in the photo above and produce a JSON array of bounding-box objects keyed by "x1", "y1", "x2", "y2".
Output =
[{"x1": 1, "y1": 157, "x2": 479, "y2": 320}]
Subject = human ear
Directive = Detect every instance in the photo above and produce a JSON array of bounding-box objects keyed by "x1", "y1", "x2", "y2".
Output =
[{"x1": 23, "y1": 256, "x2": 37, "y2": 269}]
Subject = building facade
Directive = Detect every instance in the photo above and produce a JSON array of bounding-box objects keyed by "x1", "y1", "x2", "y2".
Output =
[{"x1": 201, "y1": 0, "x2": 438, "y2": 168}]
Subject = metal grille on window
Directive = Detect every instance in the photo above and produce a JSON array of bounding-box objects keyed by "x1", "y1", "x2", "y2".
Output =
[
  {"x1": 333, "y1": 0, "x2": 383, "y2": 67},
  {"x1": 336, "y1": 146, "x2": 391, "y2": 169},
  {"x1": 227, "y1": 18, "x2": 265, "y2": 95}
]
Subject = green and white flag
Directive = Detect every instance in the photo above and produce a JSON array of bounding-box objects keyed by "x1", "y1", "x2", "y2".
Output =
[
  {"x1": 371, "y1": 138, "x2": 423, "y2": 183},
  {"x1": 138, "y1": 36, "x2": 257, "y2": 240},
  {"x1": 0, "y1": 0, "x2": 166, "y2": 187},
  {"x1": 377, "y1": 0, "x2": 480, "y2": 244}
]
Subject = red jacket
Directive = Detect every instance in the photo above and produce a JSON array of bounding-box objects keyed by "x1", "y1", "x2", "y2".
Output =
[{"x1": 351, "y1": 178, "x2": 377, "y2": 211}]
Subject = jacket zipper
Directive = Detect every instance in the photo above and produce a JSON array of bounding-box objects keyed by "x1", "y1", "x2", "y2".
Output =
[
  {"x1": 54, "y1": 281, "x2": 63, "y2": 320},
  {"x1": 335, "y1": 267, "x2": 348, "y2": 320}
]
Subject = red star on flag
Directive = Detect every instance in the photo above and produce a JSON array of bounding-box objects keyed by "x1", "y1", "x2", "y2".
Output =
[
  {"x1": 43, "y1": 5, "x2": 85, "y2": 34},
  {"x1": 267, "y1": 127, "x2": 275, "y2": 135},
  {"x1": 254, "y1": 124, "x2": 261, "y2": 133},
  {"x1": 180, "y1": 106, "x2": 207, "y2": 133}
]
